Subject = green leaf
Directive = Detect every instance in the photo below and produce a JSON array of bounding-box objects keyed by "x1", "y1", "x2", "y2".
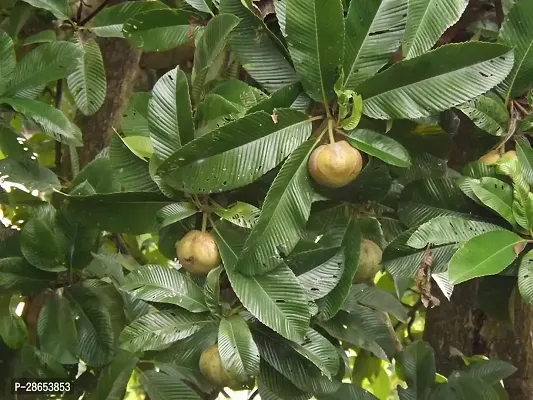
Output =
[
  {"x1": 212, "y1": 221, "x2": 310, "y2": 342},
  {"x1": 516, "y1": 137, "x2": 533, "y2": 186},
  {"x1": 0, "y1": 295, "x2": 27, "y2": 349},
  {"x1": 0, "y1": 30, "x2": 15, "y2": 95},
  {"x1": 119, "y1": 309, "x2": 215, "y2": 352},
  {"x1": 247, "y1": 82, "x2": 303, "y2": 114},
  {"x1": 342, "y1": 284, "x2": 408, "y2": 323},
  {"x1": 89, "y1": 350, "x2": 138, "y2": 400},
  {"x1": 469, "y1": 177, "x2": 516, "y2": 226},
  {"x1": 258, "y1": 360, "x2": 312, "y2": 400},
  {"x1": 20, "y1": 204, "x2": 66, "y2": 272},
  {"x1": 149, "y1": 68, "x2": 194, "y2": 162},
  {"x1": 70, "y1": 157, "x2": 120, "y2": 194},
  {"x1": 67, "y1": 35, "x2": 107, "y2": 116},
  {"x1": 448, "y1": 230, "x2": 526, "y2": 284},
  {"x1": 139, "y1": 370, "x2": 202, "y2": 400},
  {"x1": 122, "y1": 92, "x2": 151, "y2": 137},
  {"x1": 21, "y1": 0, "x2": 70, "y2": 20},
  {"x1": 464, "y1": 359, "x2": 517, "y2": 385},
  {"x1": 66, "y1": 284, "x2": 114, "y2": 367},
  {"x1": 120, "y1": 265, "x2": 208, "y2": 313},
  {"x1": 497, "y1": 158, "x2": 533, "y2": 230},
  {"x1": 156, "y1": 202, "x2": 198, "y2": 229},
  {"x1": 204, "y1": 266, "x2": 223, "y2": 315},
  {"x1": 122, "y1": 136, "x2": 153, "y2": 159},
  {"x1": 343, "y1": 0, "x2": 408, "y2": 89},
  {"x1": 220, "y1": 0, "x2": 299, "y2": 93},
  {"x1": 407, "y1": 216, "x2": 505, "y2": 249},
  {"x1": 57, "y1": 191, "x2": 172, "y2": 234},
  {"x1": 316, "y1": 384, "x2": 379, "y2": 400},
  {"x1": 344, "y1": 129, "x2": 411, "y2": 167},
  {"x1": 396, "y1": 341, "x2": 436, "y2": 399},
  {"x1": 456, "y1": 94, "x2": 509, "y2": 136},
  {"x1": 122, "y1": 9, "x2": 198, "y2": 52},
  {"x1": 192, "y1": 14, "x2": 240, "y2": 103},
  {"x1": 89, "y1": 1, "x2": 169, "y2": 38},
  {"x1": 185, "y1": 0, "x2": 213, "y2": 13},
  {"x1": 37, "y1": 290, "x2": 78, "y2": 363},
  {"x1": 0, "y1": 257, "x2": 54, "y2": 294},
  {"x1": 21, "y1": 30, "x2": 56, "y2": 46},
  {"x1": 356, "y1": 43, "x2": 514, "y2": 120},
  {"x1": 5, "y1": 41, "x2": 83, "y2": 99},
  {"x1": 0, "y1": 97, "x2": 82, "y2": 146},
  {"x1": 235, "y1": 139, "x2": 316, "y2": 275},
  {"x1": 218, "y1": 315, "x2": 260, "y2": 382},
  {"x1": 0, "y1": 158, "x2": 60, "y2": 192},
  {"x1": 402, "y1": 0, "x2": 468, "y2": 59},
  {"x1": 159, "y1": 110, "x2": 312, "y2": 194},
  {"x1": 285, "y1": 0, "x2": 343, "y2": 104},
  {"x1": 518, "y1": 249, "x2": 533, "y2": 305},
  {"x1": 213, "y1": 202, "x2": 260, "y2": 229},
  {"x1": 109, "y1": 134, "x2": 159, "y2": 192},
  {"x1": 498, "y1": 0, "x2": 533, "y2": 98}
]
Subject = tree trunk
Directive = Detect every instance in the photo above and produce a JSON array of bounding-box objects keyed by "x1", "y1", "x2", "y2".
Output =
[{"x1": 424, "y1": 280, "x2": 533, "y2": 399}]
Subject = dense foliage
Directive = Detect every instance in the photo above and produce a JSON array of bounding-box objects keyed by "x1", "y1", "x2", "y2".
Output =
[{"x1": 1, "y1": 0, "x2": 533, "y2": 398}]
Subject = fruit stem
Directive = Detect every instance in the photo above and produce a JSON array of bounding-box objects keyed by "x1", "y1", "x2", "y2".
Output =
[
  {"x1": 328, "y1": 119, "x2": 335, "y2": 144},
  {"x1": 201, "y1": 212, "x2": 208, "y2": 232}
]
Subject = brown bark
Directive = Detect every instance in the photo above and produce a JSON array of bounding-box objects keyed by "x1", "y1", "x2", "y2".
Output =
[{"x1": 424, "y1": 281, "x2": 533, "y2": 399}]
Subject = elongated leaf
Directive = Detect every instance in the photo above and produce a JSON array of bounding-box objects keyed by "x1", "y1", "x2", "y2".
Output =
[
  {"x1": 342, "y1": 284, "x2": 408, "y2": 323},
  {"x1": 518, "y1": 249, "x2": 533, "y2": 305},
  {"x1": 516, "y1": 137, "x2": 533, "y2": 186},
  {"x1": 66, "y1": 285, "x2": 114, "y2": 367},
  {"x1": 57, "y1": 191, "x2": 172, "y2": 234},
  {"x1": 403, "y1": 0, "x2": 468, "y2": 59},
  {"x1": 21, "y1": 30, "x2": 56, "y2": 45},
  {"x1": 0, "y1": 31, "x2": 15, "y2": 95},
  {"x1": 497, "y1": 158, "x2": 533, "y2": 230},
  {"x1": 396, "y1": 342, "x2": 436, "y2": 399},
  {"x1": 67, "y1": 36, "x2": 106, "y2": 116},
  {"x1": 285, "y1": 0, "x2": 344, "y2": 103},
  {"x1": 218, "y1": 315, "x2": 260, "y2": 381},
  {"x1": 90, "y1": 350, "x2": 138, "y2": 400},
  {"x1": 464, "y1": 359, "x2": 517, "y2": 385},
  {"x1": 214, "y1": 202, "x2": 260, "y2": 229},
  {"x1": 192, "y1": 14, "x2": 240, "y2": 103},
  {"x1": 470, "y1": 177, "x2": 516, "y2": 226},
  {"x1": 159, "y1": 110, "x2": 312, "y2": 194},
  {"x1": 316, "y1": 384, "x2": 379, "y2": 400},
  {"x1": 220, "y1": 0, "x2": 299, "y2": 93},
  {"x1": 288, "y1": 327, "x2": 340, "y2": 377},
  {"x1": 0, "y1": 98, "x2": 81, "y2": 146},
  {"x1": 0, "y1": 257, "x2": 55, "y2": 294},
  {"x1": 212, "y1": 221, "x2": 310, "y2": 342},
  {"x1": 343, "y1": 0, "x2": 407, "y2": 89},
  {"x1": 121, "y1": 265, "x2": 207, "y2": 313},
  {"x1": 149, "y1": 68, "x2": 194, "y2": 162},
  {"x1": 456, "y1": 94, "x2": 509, "y2": 136},
  {"x1": 345, "y1": 129, "x2": 411, "y2": 167},
  {"x1": 21, "y1": 0, "x2": 70, "y2": 20},
  {"x1": 258, "y1": 360, "x2": 312, "y2": 400},
  {"x1": 407, "y1": 216, "x2": 504, "y2": 249},
  {"x1": 123, "y1": 9, "x2": 197, "y2": 52},
  {"x1": 140, "y1": 370, "x2": 202, "y2": 400},
  {"x1": 156, "y1": 202, "x2": 198, "y2": 229},
  {"x1": 498, "y1": 0, "x2": 533, "y2": 98},
  {"x1": 119, "y1": 309, "x2": 215, "y2": 352},
  {"x1": 247, "y1": 82, "x2": 303, "y2": 114},
  {"x1": 37, "y1": 290, "x2": 78, "y2": 363},
  {"x1": 89, "y1": 1, "x2": 169, "y2": 37},
  {"x1": 0, "y1": 295, "x2": 27, "y2": 349},
  {"x1": 109, "y1": 134, "x2": 159, "y2": 192},
  {"x1": 356, "y1": 43, "x2": 514, "y2": 120},
  {"x1": 5, "y1": 41, "x2": 83, "y2": 99},
  {"x1": 204, "y1": 266, "x2": 222, "y2": 315},
  {"x1": 185, "y1": 0, "x2": 212, "y2": 13},
  {"x1": 448, "y1": 230, "x2": 526, "y2": 284}
]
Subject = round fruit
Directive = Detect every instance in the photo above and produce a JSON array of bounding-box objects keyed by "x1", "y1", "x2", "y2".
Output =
[
  {"x1": 501, "y1": 150, "x2": 517, "y2": 161},
  {"x1": 176, "y1": 230, "x2": 221, "y2": 275},
  {"x1": 199, "y1": 344, "x2": 238, "y2": 387},
  {"x1": 353, "y1": 239, "x2": 382, "y2": 283},
  {"x1": 479, "y1": 152, "x2": 500, "y2": 165},
  {"x1": 308, "y1": 140, "x2": 363, "y2": 188}
]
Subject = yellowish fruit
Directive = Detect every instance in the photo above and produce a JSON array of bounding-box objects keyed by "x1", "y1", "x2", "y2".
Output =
[
  {"x1": 199, "y1": 344, "x2": 239, "y2": 387},
  {"x1": 176, "y1": 230, "x2": 221, "y2": 275},
  {"x1": 501, "y1": 150, "x2": 517, "y2": 161},
  {"x1": 353, "y1": 239, "x2": 382, "y2": 283},
  {"x1": 308, "y1": 141, "x2": 363, "y2": 188},
  {"x1": 479, "y1": 152, "x2": 500, "y2": 165}
]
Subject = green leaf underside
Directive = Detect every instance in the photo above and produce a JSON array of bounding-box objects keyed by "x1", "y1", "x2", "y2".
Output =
[
  {"x1": 448, "y1": 230, "x2": 525, "y2": 284},
  {"x1": 345, "y1": 129, "x2": 411, "y2": 167},
  {"x1": 139, "y1": 370, "x2": 202, "y2": 400},
  {"x1": 456, "y1": 94, "x2": 509, "y2": 136},
  {"x1": 469, "y1": 177, "x2": 516, "y2": 226},
  {"x1": 356, "y1": 42, "x2": 514, "y2": 120},
  {"x1": 159, "y1": 110, "x2": 312, "y2": 194},
  {"x1": 0, "y1": 31, "x2": 16, "y2": 95},
  {"x1": 518, "y1": 249, "x2": 533, "y2": 305}
]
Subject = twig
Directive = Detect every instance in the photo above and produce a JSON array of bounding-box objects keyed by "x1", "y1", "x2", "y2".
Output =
[
  {"x1": 76, "y1": 0, "x2": 84, "y2": 24},
  {"x1": 248, "y1": 389, "x2": 259, "y2": 400},
  {"x1": 113, "y1": 233, "x2": 129, "y2": 254},
  {"x1": 494, "y1": 0, "x2": 504, "y2": 28},
  {"x1": 54, "y1": 80, "x2": 63, "y2": 172},
  {"x1": 80, "y1": 0, "x2": 110, "y2": 25},
  {"x1": 220, "y1": 389, "x2": 231, "y2": 399}
]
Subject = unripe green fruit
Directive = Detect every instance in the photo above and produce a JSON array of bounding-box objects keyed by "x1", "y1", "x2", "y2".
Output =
[
  {"x1": 199, "y1": 344, "x2": 239, "y2": 387},
  {"x1": 308, "y1": 141, "x2": 363, "y2": 188},
  {"x1": 176, "y1": 230, "x2": 221, "y2": 275},
  {"x1": 479, "y1": 152, "x2": 500, "y2": 165},
  {"x1": 353, "y1": 239, "x2": 382, "y2": 283}
]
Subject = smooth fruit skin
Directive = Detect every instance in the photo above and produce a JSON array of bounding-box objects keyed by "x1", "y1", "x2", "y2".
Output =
[
  {"x1": 308, "y1": 141, "x2": 363, "y2": 188},
  {"x1": 176, "y1": 230, "x2": 221, "y2": 275},
  {"x1": 501, "y1": 150, "x2": 517, "y2": 161},
  {"x1": 479, "y1": 152, "x2": 501, "y2": 165},
  {"x1": 199, "y1": 344, "x2": 238, "y2": 387},
  {"x1": 353, "y1": 239, "x2": 382, "y2": 283}
]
